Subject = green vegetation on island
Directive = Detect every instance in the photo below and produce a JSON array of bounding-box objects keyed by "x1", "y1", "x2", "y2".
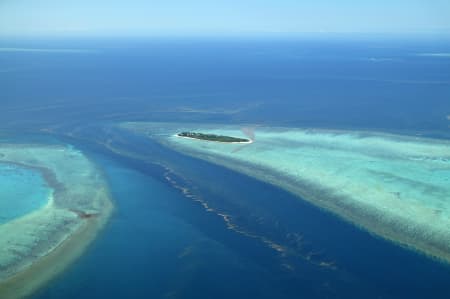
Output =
[{"x1": 177, "y1": 132, "x2": 250, "y2": 143}]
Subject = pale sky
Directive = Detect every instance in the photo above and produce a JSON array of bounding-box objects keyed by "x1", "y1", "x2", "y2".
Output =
[{"x1": 1, "y1": 0, "x2": 450, "y2": 37}]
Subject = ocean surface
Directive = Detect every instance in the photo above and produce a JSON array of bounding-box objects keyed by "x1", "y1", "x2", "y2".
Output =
[{"x1": 1, "y1": 36, "x2": 450, "y2": 298}]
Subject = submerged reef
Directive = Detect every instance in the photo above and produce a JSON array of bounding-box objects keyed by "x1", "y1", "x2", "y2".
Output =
[
  {"x1": 123, "y1": 122, "x2": 450, "y2": 264},
  {"x1": 0, "y1": 144, "x2": 113, "y2": 299}
]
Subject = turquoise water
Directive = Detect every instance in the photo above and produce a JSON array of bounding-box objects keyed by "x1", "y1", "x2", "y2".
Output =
[
  {"x1": 0, "y1": 164, "x2": 51, "y2": 223},
  {"x1": 2, "y1": 37, "x2": 450, "y2": 298},
  {"x1": 144, "y1": 124, "x2": 450, "y2": 262}
]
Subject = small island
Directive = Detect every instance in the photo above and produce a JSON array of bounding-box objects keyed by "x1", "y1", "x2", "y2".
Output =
[{"x1": 177, "y1": 132, "x2": 251, "y2": 143}]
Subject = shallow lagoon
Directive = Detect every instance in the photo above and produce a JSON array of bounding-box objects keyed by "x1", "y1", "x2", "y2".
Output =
[
  {"x1": 0, "y1": 142, "x2": 113, "y2": 298},
  {"x1": 0, "y1": 164, "x2": 50, "y2": 224}
]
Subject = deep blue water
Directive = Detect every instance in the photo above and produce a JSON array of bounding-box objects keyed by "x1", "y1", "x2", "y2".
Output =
[
  {"x1": 1, "y1": 36, "x2": 450, "y2": 298},
  {"x1": 31, "y1": 127, "x2": 450, "y2": 299},
  {"x1": 1, "y1": 36, "x2": 450, "y2": 134},
  {"x1": 33, "y1": 154, "x2": 282, "y2": 299}
]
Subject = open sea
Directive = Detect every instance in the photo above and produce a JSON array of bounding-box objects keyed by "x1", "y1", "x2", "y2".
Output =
[{"x1": 1, "y1": 36, "x2": 450, "y2": 298}]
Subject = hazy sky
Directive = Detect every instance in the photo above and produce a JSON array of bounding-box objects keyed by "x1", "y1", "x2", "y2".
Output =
[{"x1": 1, "y1": 0, "x2": 450, "y2": 37}]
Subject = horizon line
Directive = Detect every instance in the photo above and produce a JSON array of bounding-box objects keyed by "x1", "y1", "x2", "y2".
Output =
[{"x1": 2, "y1": 31, "x2": 450, "y2": 40}]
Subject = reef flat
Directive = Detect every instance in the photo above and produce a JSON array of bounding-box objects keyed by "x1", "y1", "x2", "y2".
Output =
[
  {"x1": 0, "y1": 143, "x2": 113, "y2": 299},
  {"x1": 123, "y1": 122, "x2": 450, "y2": 263}
]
